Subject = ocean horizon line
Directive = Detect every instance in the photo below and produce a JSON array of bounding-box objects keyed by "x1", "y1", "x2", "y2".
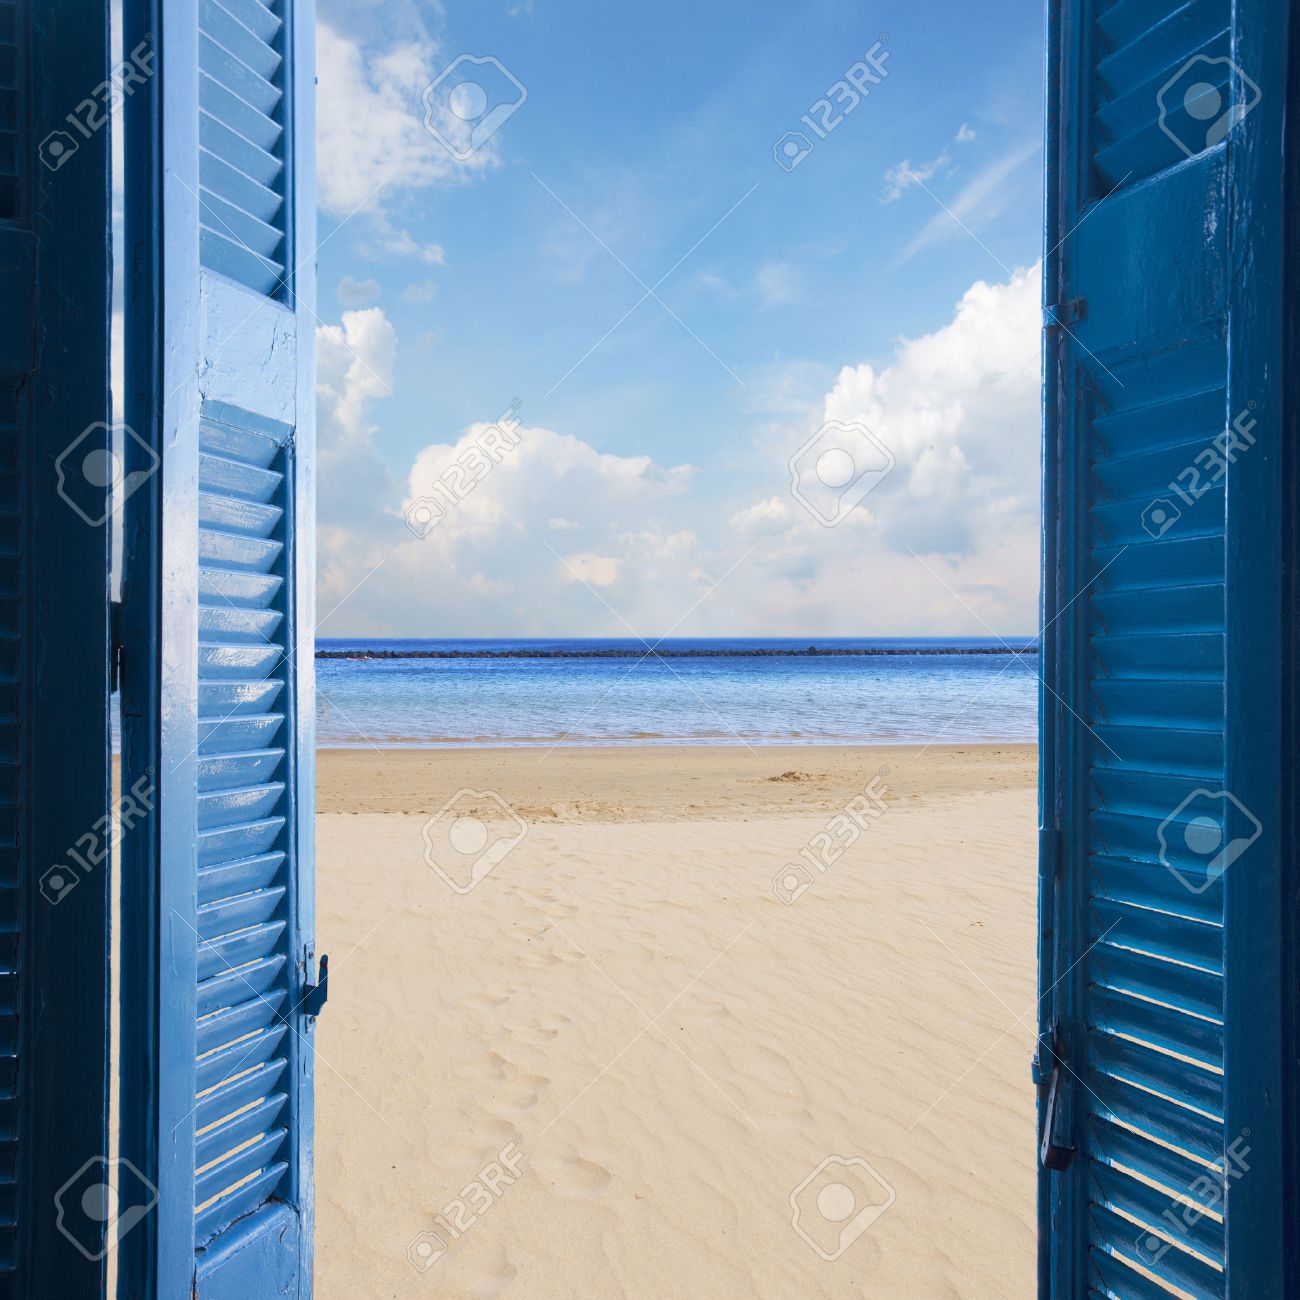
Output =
[
  {"x1": 317, "y1": 636, "x2": 1040, "y2": 661},
  {"x1": 313, "y1": 636, "x2": 1038, "y2": 747}
]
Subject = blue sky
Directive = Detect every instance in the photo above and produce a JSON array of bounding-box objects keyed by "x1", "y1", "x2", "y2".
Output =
[{"x1": 312, "y1": 0, "x2": 1045, "y2": 637}]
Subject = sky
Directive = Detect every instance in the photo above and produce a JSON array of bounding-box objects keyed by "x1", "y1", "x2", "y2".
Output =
[{"x1": 312, "y1": 0, "x2": 1045, "y2": 638}]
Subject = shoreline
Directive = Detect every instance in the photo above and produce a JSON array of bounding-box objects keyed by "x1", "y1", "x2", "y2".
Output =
[
  {"x1": 316, "y1": 734, "x2": 1034, "y2": 750},
  {"x1": 317, "y1": 741, "x2": 1037, "y2": 821}
]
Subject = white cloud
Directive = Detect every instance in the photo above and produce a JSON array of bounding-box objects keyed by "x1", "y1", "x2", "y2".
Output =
[
  {"x1": 365, "y1": 213, "x2": 447, "y2": 264},
  {"x1": 722, "y1": 267, "x2": 1041, "y2": 631},
  {"x1": 402, "y1": 428, "x2": 693, "y2": 547},
  {"x1": 309, "y1": 402, "x2": 704, "y2": 635},
  {"x1": 317, "y1": 308, "x2": 395, "y2": 447},
  {"x1": 881, "y1": 149, "x2": 949, "y2": 203},
  {"x1": 821, "y1": 267, "x2": 1039, "y2": 542},
  {"x1": 315, "y1": 308, "x2": 399, "y2": 615},
  {"x1": 729, "y1": 497, "x2": 792, "y2": 535},
  {"x1": 774, "y1": 266, "x2": 1043, "y2": 629},
  {"x1": 314, "y1": 267, "x2": 1042, "y2": 636},
  {"x1": 899, "y1": 139, "x2": 1039, "y2": 262},
  {"x1": 337, "y1": 275, "x2": 381, "y2": 306},
  {"x1": 955, "y1": 123, "x2": 976, "y2": 143},
  {"x1": 315, "y1": 22, "x2": 494, "y2": 217}
]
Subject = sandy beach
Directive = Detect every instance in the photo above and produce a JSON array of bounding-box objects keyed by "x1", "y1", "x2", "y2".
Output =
[{"x1": 314, "y1": 744, "x2": 1038, "y2": 1298}]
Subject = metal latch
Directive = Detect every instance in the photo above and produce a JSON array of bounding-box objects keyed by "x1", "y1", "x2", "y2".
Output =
[
  {"x1": 303, "y1": 954, "x2": 329, "y2": 1019},
  {"x1": 1034, "y1": 1027, "x2": 1075, "y2": 1171},
  {"x1": 1044, "y1": 299, "x2": 1086, "y2": 328}
]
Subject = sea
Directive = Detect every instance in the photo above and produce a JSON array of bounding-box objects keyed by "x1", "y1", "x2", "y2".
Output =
[{"x1": 315, "y1": 637, "x2": 1039, "y2": 749}]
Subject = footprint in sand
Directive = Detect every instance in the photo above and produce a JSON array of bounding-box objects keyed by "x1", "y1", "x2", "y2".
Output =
[
  {"x1": 510, "y1": 1022, "x2": 559, "y2": 1044},
  {"x1": 461, "y1": 991, "x2": 513, "y2": 1010},
  {"x1": 480, "y1": 1053, "x2": 549, "y2": 1116},
  {"x1": 494, "y1": 1072, "x2": 548, "y2": 1117},
  {"x1": 507, "y1": 1010, "x2": 573, "y2": 1044},
  {"x1": 483, "y1": 1051, "x2": 517, "y2": 1080},
  {"x1": 516, "y1": 947, "x2": 564, "y2": 969},
  {"x1": 441, "y1": 1118, "x2": 520, "y2": 1172}
]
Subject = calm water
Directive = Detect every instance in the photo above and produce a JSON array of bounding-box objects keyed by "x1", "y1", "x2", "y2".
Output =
[{"x1": 315, "y1": 638, "x2": 1038, "y2": 748}]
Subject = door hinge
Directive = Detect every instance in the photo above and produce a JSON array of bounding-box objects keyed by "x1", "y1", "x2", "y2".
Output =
[
  {"x1": 111, "y1": 599, "x2": 124, "y2": 693},
  {"x1": 303, "y1": 954, "x2": 329, "y2": 1019},
  {"x1": 1044, "y1": 299, "x2": 1086, "y2": 328},
  {"x1": 1034, "y1": 1025, "x2": 1076, "y2": 1171}
]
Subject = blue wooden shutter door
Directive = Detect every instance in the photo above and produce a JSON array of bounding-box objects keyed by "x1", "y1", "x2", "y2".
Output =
[
  {"x1": 0, "y1": 0, "x2": 113, "y2": 1292},
  {"x1": 120, "y1": 0, "x2": 317, "y2": 1293},
  {"x1": 1040, "y1": 0, "x2": 1289, "y2": 1294}
]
